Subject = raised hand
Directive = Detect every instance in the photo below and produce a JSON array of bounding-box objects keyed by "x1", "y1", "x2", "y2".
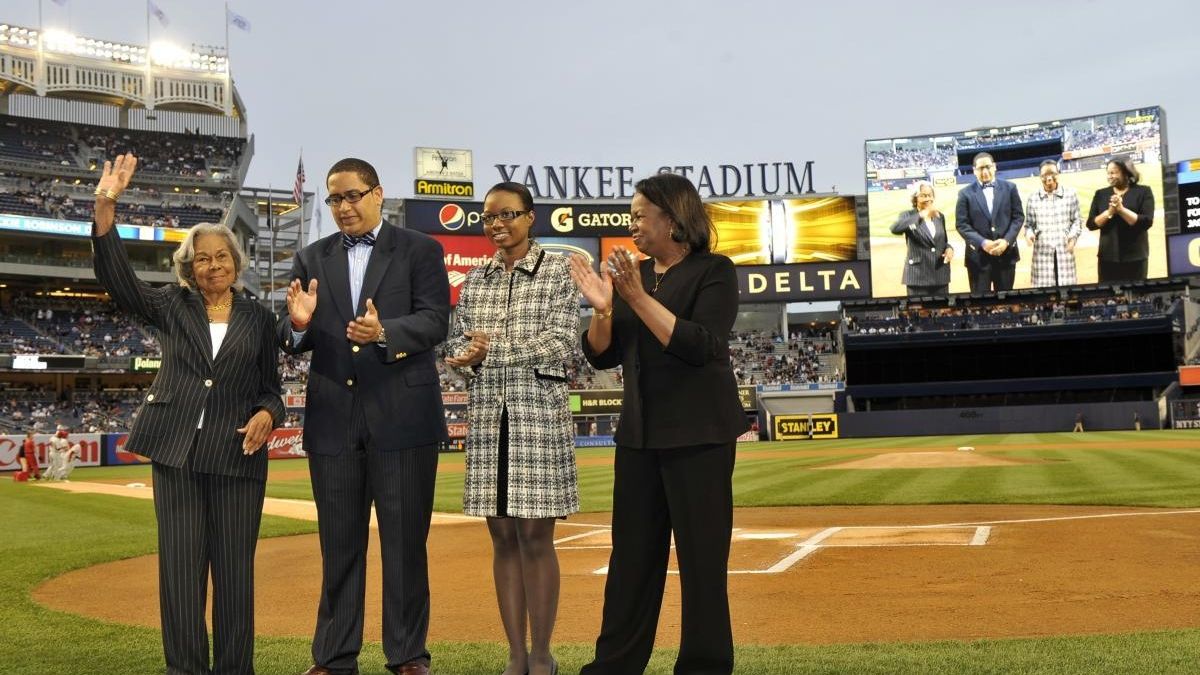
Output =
[
  {"x1": 98, "y1": 153, "x2": 139, "y2": 196},
  {"x1": 93, "y1": 153, "x2": 139, "y2": 235},
  {"x1": 286, "y1": 278, "x2": 318, "y2": 329}
]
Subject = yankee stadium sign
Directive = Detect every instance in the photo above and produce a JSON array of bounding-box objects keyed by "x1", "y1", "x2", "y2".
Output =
[{"x1": 495, "y1": 161, "x2": 815, "y2": 200}]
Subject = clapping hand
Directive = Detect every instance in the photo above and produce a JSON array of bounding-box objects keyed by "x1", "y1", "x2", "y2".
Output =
[
  {"x1": 347, "y1": 298, "x2": 382, "y2": 344},
  {"x1": 569, "y1": 253, "x2": 613, "y2": 313},
  {"x1": 445, "y1": 331, "x2": 489, "y2": 368},
  {"x1": 606, "y1": 247, "x2": 645, "y2": 300},
  {"x1": 286, "y1": 278, "x2": 318, "y2": 329}
]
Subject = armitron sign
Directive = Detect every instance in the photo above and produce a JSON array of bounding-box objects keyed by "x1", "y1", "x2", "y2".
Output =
[{"x1": 415, "y1": 179, "x2": 474, "y2": 198}]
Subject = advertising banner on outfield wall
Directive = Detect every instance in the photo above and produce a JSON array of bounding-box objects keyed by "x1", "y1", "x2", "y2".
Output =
[
  {"x1": 771, "y1": 413, "x2": 839, "y2": 440},
  {"x1": 104, "y1": 433, "x2": 149, "y2": 465},
  {"x1": 266, "y1": 428, "x2": 305, "y2": 459},
  {"x1": 569, "y1": 386, "x2": 757, "y2": 415},
  {"x1": 0, "y1": 433, "x2": 102, "y2": 471}
]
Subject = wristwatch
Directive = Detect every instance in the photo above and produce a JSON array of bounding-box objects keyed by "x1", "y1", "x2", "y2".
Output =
[{"x1": 375, "y1": 326, "x2": 387, "y2": 344}]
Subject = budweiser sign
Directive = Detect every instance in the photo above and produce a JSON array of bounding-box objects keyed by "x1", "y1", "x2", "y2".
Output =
[{"x1": 266, "y1": 428, "x2": 306, "y2": 459}]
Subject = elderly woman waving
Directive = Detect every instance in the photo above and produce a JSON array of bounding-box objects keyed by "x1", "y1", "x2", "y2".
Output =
[{"x1": 92, "y1": 153, "x2": 284, "y2": 675}]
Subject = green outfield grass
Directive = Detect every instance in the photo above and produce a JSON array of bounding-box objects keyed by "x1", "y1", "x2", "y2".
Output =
[{"x1": 2, "y1": 431, "x2": 1199, "y2": 673}]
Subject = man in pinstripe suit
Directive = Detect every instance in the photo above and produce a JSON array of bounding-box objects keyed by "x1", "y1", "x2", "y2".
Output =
[
  {"x1": 280, "y1": 158, "x2": 450, "y2": 675},
  {"x1": 92, "y1": 153, "x2": 285, "y2": 675}
]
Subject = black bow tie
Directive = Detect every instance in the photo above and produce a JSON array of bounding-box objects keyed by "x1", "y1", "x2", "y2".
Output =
[
  {"x1": 341, "y1": 232, "x2": 376, "y2": 250},
  {"x1": 980, "y1": 182, "x2": 995, "y2": 189}
]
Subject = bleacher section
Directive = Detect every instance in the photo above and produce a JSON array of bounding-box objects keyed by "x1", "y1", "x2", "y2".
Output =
[{"x1": 0, "y1": 113, "x2": 245, "y2": 179}]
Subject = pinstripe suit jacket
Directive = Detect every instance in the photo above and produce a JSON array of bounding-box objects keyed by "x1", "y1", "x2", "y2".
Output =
[
  {"x1": 890, "y1": 209, "x2": 952, "y2": 287},
  {"x1": 93, "y1": 228, "x2": 285, "y2": 480},
  {"x1": 277, "y1": 222, "x2": 450, "y2": 454}
]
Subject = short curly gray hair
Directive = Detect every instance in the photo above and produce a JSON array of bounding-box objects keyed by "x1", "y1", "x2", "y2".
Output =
[{"x1": 172, "y1": 222, "x2": 247, "y2": 290}]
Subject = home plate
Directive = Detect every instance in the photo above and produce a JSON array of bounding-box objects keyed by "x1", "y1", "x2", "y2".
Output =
[{"x1": 957, "y1": 446, "x2": 974, "y2": 452}]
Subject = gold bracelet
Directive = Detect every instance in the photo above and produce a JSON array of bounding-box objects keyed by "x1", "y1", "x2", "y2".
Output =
[
  {"x1": 595, "y1": 306, "x2": 613, "y2": 320},
  {"x1": 93, "y1": 187, "x2": 121, "y2": 202}
]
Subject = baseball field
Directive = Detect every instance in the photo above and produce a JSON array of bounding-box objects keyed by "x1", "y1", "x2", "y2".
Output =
[{"x1": 4, "y1": 430, "x2": 1200, "y2": 674}]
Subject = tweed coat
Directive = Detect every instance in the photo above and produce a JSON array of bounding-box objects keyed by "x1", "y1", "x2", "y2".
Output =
[
  {"x1": 1025, "y1": 186, "x2": 1083, "y2": 286},
  {"x1": 447, "y1": 241, "x2": 580, "y2": 518}
]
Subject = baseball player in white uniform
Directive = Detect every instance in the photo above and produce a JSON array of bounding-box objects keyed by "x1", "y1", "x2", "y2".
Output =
[{"x1": 46, "y1": 426, "x2": 78, "y2": 481}]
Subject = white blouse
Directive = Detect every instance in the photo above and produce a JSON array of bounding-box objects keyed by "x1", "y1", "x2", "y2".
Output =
[{"x1": 196, "y1": 322, "x2": 228, "y2": 429}]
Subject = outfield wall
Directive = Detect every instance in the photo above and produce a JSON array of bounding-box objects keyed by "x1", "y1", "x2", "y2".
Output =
[{"x1": 838, "y1": 401, "x2": 1159, "y2": 438}]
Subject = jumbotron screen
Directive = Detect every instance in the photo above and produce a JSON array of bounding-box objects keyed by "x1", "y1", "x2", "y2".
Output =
[{"x1": 865, "y1": 106, "x2": 1166, "y2": 298}]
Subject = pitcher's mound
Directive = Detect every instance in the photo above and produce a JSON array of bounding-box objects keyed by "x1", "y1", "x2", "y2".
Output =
[{"x1": 815, "y1": 451, "x2": 1030, "y2": 469}]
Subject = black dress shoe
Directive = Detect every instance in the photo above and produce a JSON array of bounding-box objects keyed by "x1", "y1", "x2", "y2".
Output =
[
  {"x1": 386, "y1": 661, "x2": 430, "y2": 675},
  {"x1": 301, "y1": 665, "x2": 359, "y2": 675}
]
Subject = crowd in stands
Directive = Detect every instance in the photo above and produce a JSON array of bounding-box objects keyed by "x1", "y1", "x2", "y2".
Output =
[
  {"x1": 865, "y1": 120, "x2": 1159, "y2": 175},
  {"x1": 0, "y1": 184, "x2": 224, "y2": 228},
  {"x1": 280, "y1": 353, "x2": 310, "y2": 385},
  {"x1": 80, "y1": 123, "x2": 244, "y2": 177},
  {"x1": 866, "y1": 146, "x2": 954, "y2": 170},
  {"x1": 1066, "y1": 121, "x2": 1159, "y2": 151},
  {"x1": 0, "y1": 386, "x2": 144, "y2": 433},
  {"x1": 729, "y1": 328, "x2": 840, "y2": 385},
  {"x1": 0, "y1": 114, "x2": 246, "y2": 180},
  {"x1": 0, "y1": 116, "x2": 77, "y2": 165},
  {"x1": 846, "y1": 293, "x2": 1172, "y2": 335},
  {"x1": 10, "y1": 296, "x2": 159, "y2": 358},
  {"x1": 956, "y1": 127, "x2": 1063, "y2": 150}
]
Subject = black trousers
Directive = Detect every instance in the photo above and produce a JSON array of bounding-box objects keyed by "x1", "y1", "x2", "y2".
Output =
[
  {"x1": 966, "y1": 258, "x2": 1015, "y2": 294},
  {"x1": 152, "y1": 460, "x2": 265, "y2": 675},
  {"x1": 581, "y1": 442, "x2": 736, "y2": 675},
  {"x1": 1098, "y1": 259, "x2": 1148, "y2": 283},
  {"x1": 906, "y1": 283, "x2": 948, "y2": 297},
  {"x1": 307, "y1": 400, "x2": 439, "y2": 673}
]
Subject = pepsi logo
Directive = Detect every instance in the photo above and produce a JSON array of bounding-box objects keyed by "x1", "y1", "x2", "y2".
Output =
[{"x1": 439, "y1": 204, "x2": 466, "y2": 231}]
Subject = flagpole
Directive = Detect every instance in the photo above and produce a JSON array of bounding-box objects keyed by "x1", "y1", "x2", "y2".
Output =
[
  {"x1": 35, "y1": 0, "x2": 45, "y2": 96},
  {"x1": 223, "y1": 1, "x2": 233, "y2": 116},
  {"x1": 144, "y1": 1, "x2": 154, "y2": 113},
  {"x1": 298, "y1": 149, "x2": 306, "y2": 249},
  {"x1": 313, "y1": 187, "x2": 322, "y2": 242},
  {"x1": 268, "y1": 186, "x2": 275, "y2": 313}
]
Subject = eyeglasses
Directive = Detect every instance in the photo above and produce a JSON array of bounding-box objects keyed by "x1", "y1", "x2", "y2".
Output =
[
  {"x1": 324, "y1": 185, "x2": 377, "y2": 207},
  {"x1": 480, "y1": 209, "x2": 531, "y2": 226}
]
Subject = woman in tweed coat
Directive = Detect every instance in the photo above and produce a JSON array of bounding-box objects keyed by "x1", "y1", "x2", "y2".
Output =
[{"x1": 445, "y1": 181, "x2": 579, "y2": 675}]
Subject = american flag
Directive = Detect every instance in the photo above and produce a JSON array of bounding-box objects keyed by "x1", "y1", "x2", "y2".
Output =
[
  {"x1": 227, "y1": 8, "x2": 252, "y2": 32},
  {"x1": 148, "y1": 0, "x2": 169, "y2": 27},
  {"x1": 293, "y1": 155, "x2": 305, "y2": 204}
]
